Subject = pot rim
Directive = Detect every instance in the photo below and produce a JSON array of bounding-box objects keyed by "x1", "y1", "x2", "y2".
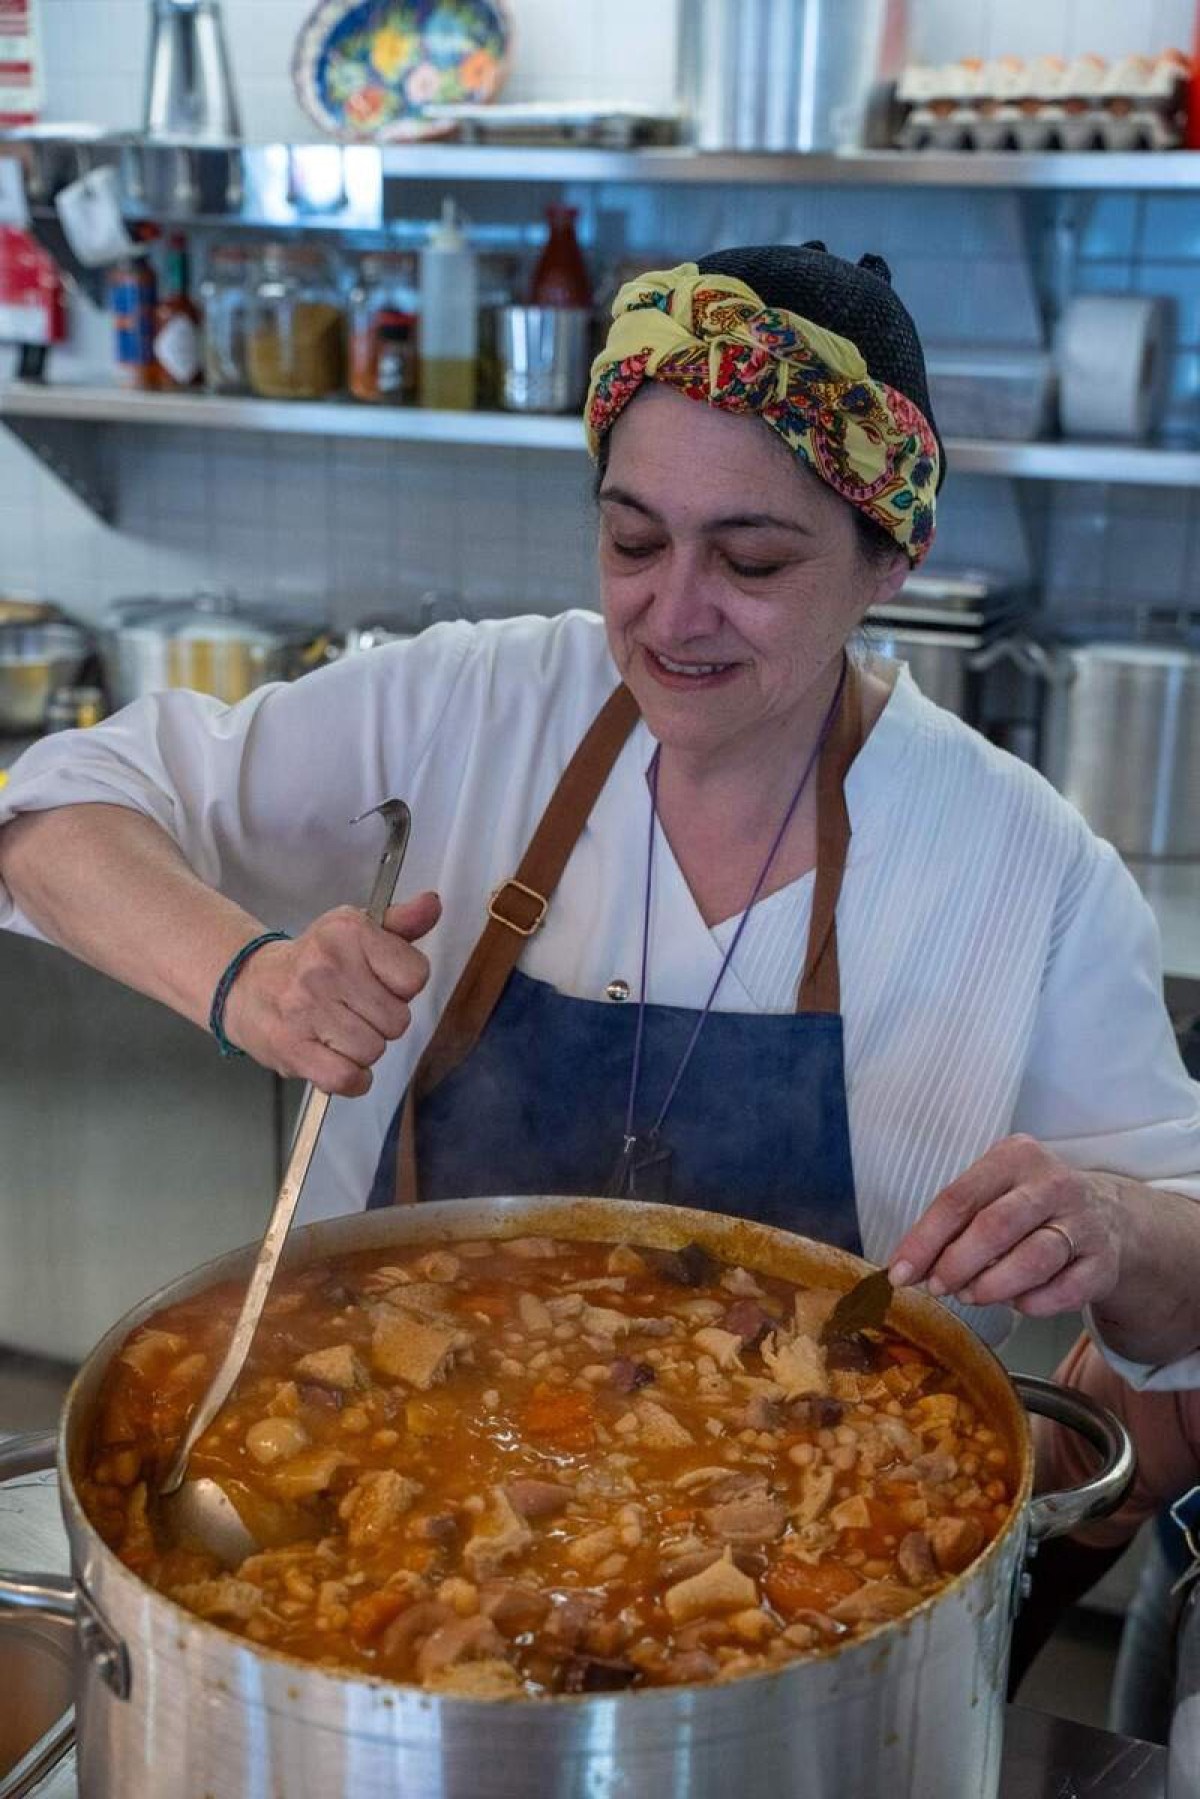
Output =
[{"x1": 56, "y1": 1194, "x2": 1035, "y2": 1706}]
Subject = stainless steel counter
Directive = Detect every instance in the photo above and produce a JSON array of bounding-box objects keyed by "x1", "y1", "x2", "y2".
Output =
[{"x1": 0, "y1": 1468, "x2": 1168, "y2": 1799}]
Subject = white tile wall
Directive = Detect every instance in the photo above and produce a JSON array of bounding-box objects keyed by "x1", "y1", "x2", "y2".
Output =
[{"x1": 2, "y1": 0, "x2": 1199, "y2": 632}]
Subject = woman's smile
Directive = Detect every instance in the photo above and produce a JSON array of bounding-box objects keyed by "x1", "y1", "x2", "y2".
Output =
[{"x1": 642, "y1": 645, "x2": 743, "y2": 690}]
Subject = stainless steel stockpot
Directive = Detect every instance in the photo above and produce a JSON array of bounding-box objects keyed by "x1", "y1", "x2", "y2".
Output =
[
  {"x1": 1038, "y1": 641, "x2": 1200, "y2": 861},
  {"x1": 0, "y1": 1194, "x2": 1133, "y2": 1799},
  {"x1": 101, "y1": 594, "x2": 330, "y2": 709}
]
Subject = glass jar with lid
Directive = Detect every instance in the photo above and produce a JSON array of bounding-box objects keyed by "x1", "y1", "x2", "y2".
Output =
[
  {"x1": 247, "y1": 243, "x2": 346, "y2": 401},
  {"x1": 199, "y1": 242, "x2": 252, "y2": 395},
  {"x1": 349, "y1": 250, "x2": 419, "y2": 405}
]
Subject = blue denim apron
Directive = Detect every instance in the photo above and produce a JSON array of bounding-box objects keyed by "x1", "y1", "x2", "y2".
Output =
[{"x1": 366, "y1": 668, "x2": 864, "y2": 1254}]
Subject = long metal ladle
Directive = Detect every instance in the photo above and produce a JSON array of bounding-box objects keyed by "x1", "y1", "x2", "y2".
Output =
[{"x1": 158, "y1": 799, "x2": 413, "y2": 1565}]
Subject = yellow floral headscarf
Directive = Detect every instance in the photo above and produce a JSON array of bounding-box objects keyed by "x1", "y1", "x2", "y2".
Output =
[{"x1": 585, "y1": 263, "x2": 940, "y2": 564}]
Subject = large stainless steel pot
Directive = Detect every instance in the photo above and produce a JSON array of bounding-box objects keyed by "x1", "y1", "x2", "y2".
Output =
[
  {"x1": 101, "y1": 594, "x2": 330, "y2": 709},
  {"x1": 1037, "y1": 642, "x2": 1200, "y2": 861},
  {"x1": 0, "y1": 1195, "x2": 1133, "y2": 1799}
]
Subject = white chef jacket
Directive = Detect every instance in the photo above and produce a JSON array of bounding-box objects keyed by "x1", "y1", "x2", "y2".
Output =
[{"x1": 3, "y1": 610, "x2": 1199, "y2": 1385}]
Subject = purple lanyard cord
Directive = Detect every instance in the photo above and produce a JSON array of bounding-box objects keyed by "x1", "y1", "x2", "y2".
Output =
[{"x1": 620, "y1": 655, "x2": 849, "y2": 1154}]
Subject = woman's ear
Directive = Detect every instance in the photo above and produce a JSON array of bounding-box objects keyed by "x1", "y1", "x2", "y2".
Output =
[{"x1": 873, "y1": 549, "x2": 910, "y2": 610}]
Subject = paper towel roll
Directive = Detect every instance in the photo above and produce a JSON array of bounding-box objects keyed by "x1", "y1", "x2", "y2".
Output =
[{"x1": 1057, "y1": 294, "x2": 1172, "y2": 440}]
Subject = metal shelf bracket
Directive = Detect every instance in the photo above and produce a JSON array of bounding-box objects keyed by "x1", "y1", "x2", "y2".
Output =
[{"x1": 2, "y1": 411, "x2": 114, "y2": 520}]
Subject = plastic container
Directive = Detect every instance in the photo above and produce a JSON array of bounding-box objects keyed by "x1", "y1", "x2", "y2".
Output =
[
  {"x1": 247, "y1": 244, "x2": 345, "y2": 402},
  {"x1": 349, "y1": 251, "x2": 420, "y2": 405},
  {"x1": 107, "y1": 226, "x2": 159, "y2": 392},
  {"x1": 924, "y1": 347, "x2": 1056, "y2": 442},
  {"x1": 418, "y1": 201, "x2": 478, "y2": 411}
]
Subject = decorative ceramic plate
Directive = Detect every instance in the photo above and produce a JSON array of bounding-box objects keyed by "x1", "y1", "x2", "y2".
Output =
[{"x1": 293, "y1": 0, "x2": 511, "y2": 143}]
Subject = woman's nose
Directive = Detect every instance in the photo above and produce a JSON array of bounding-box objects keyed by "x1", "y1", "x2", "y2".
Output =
[{"x1": 646, "y1": 549, "x2": 724, "y2": 642}]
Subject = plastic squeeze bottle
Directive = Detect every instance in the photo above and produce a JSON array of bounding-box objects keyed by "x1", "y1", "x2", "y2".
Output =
[{"x1": 419, "y1": 199, "x2": 478, "y2": 410}]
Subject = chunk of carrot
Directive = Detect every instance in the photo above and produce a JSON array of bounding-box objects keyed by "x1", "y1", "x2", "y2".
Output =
[
  {"x1": 763, "y1": 1558, "x2": 862, "y2": 1618},
  {"x1": 348, "y1": 1587, "x2": 412, "y2": 1648},
  {"x1": 521, "y1": 1384, "x2": 595, "y2": 1450}
]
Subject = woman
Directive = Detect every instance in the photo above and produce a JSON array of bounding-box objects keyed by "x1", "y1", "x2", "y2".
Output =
[{"x1": 1, "y1": 241, "x2": 1199, "y2": 1382}]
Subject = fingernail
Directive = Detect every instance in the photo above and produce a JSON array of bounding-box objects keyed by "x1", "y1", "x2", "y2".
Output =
[
  {"x1": 926, "y1": 1275, "x2": 946, "y2": 1298},
  {"x1": 889, "y1": 1259, "x2": 915, "y2": 1287}
]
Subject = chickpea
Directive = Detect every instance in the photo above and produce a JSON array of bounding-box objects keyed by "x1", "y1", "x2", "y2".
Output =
[
  {"x1": 437, "y1": 1577, "x2": 479, "y2": 1616},
  {"x1": 245, "y1": 1417, "x2": 309, "y2": 1466}
]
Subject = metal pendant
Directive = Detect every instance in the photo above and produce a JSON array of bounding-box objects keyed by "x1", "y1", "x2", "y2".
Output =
[{"x1": 607, "y1": 1131, "x2": 673, "y2": 1202}]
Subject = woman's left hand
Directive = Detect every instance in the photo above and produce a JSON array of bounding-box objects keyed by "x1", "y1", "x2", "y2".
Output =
[{"x1": 887, "y1": 1135, "x2": 1124, "y2": 1316}]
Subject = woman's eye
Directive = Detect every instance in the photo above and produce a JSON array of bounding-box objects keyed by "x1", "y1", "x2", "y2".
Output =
[
  {"x1": 725, "y1": 557, "x2": 786, "y2": 579},
  {"x1": 610, "y1": 540, "x2": 659, "y2": 561}
]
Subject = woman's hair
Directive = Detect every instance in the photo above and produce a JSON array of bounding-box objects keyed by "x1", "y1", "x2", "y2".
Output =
[{"x1": 696, "y1": 241, "x2": 945, "y2": 491}]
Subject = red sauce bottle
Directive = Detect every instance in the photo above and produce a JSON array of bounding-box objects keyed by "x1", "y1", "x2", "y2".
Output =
[
  {"x1": 153, "y1": 232, "x2": 202, "y2": 391},
  {"x1": 530, "y1": 205, "x2": 591, "y2": 308}
]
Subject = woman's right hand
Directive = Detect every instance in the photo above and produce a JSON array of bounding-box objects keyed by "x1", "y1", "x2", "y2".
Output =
[{"x1": 222, "y1": 892, "x2": 442, "y2": 1095}]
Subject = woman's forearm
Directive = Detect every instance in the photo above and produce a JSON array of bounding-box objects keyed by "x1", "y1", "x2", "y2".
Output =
[
  {"x1": 0, "y1": 803, "x2": 265, "y2": 1031},
  {"x1": 1091, "y1": 1173, "x2": 1200, "y2": 1368}
]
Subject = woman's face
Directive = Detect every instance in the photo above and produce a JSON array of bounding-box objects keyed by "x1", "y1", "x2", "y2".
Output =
[{"x1": 598, "y1": 386, "x2": 907, "y2": 762}]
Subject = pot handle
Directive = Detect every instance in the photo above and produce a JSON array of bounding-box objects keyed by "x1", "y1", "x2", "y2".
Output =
[
  {"x1": 1014, "y1": 1373, "x2": 1136, "y2": 1543},
  {"x1": 0, "y1": 1430, "x2": 76, "y2": 1623},
  {"x1": 0, "y1": 1431, "x2": 129, "y2": 1698},
  {"x1": 0, "y1": 1428, "x2": 57, "y2": 1482}
]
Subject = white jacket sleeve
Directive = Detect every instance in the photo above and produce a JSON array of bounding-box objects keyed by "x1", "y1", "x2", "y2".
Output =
[
  {"x1": 0, "y1": 621, "x2": 474, "y2": 940},
  {"x1": 1013, "y1": 833, "x2": 1200, "y2": 1390}
]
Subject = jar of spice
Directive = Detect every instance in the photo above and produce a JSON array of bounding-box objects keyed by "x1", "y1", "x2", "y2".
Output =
[
  {"x1": 199, "y1": 242, "x2": 251, "y2": 395},
  {"x1": 247, "y1": 243, "x2": 345, "y2": 401},
  {"x1": 349, "y1": 251, "x2": 419, "y2": 405}
]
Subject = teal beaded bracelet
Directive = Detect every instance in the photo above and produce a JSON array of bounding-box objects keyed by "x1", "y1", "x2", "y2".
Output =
[{"x1": 208, "y1": 931, "x2": 292, "y2": 1058}]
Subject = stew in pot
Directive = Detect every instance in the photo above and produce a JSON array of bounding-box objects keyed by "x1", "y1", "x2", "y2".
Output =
[{"x1": 78, "y1": 1236, "x2": 1018, "y2": 1697}]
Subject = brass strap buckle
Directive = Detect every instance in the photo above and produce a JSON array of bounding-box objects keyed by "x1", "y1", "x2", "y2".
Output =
[{"x1": 488, "y1": 878, "x2": 548, "y2": 937}]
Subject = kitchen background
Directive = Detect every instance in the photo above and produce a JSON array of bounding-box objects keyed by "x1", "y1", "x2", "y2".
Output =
[
  {"x1": 3, "y1": 0, "x2": 1200, "y2": 1744},
  {"x1": 0, "y1": 0, "x2": 1197, "y2": 628}
]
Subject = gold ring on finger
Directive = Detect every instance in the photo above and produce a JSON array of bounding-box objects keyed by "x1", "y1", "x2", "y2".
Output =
[{"x1": 1041, "y1": 1221, "x2": 1078, "y2": 1268}]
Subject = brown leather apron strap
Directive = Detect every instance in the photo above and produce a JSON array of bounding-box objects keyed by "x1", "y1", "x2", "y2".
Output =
[
  {"x1": 797, "y1": 661, "x2": 866, "y2": 1015},
  {"x1": 393, "y1": 681, "x2": 640, "y2": 1204}
]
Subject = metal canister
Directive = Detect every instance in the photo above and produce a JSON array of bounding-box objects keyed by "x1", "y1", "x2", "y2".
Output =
[
  {"x1": 496, "y1": 306, "x2": 593, "y2": 413},
  {"x1": 677, "y1": 0, "x2": 890, "y2": 150}
]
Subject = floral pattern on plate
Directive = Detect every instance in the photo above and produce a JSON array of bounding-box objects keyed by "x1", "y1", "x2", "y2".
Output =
[{"x1": 293, "y1": 0, "x2": 511, "y2": 143}]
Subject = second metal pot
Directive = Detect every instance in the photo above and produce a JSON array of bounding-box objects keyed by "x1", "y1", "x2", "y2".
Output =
[
  {"x1": 1039, "y1": 642, "x2": 1200, "y2": 861},
  {"x1": 101, "y1": 595, "x2": 328, "y2": 709},
  {"x1": 0, "y1": 620, "x2": 91, "y2": 735}
]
